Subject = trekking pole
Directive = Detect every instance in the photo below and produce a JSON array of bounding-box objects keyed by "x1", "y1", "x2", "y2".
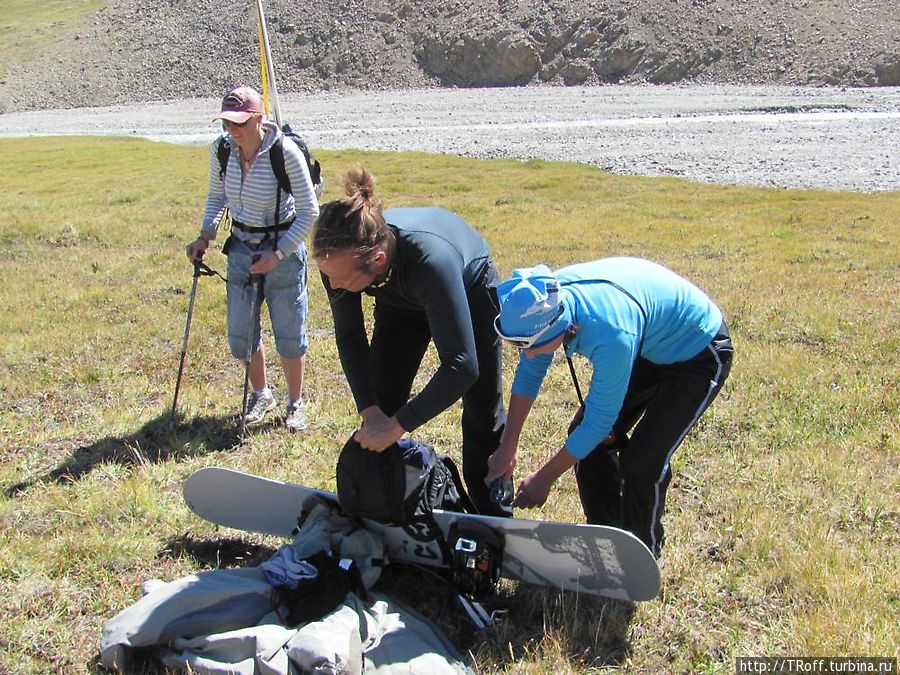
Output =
[
  {"x1": 172, "y1": 205, "x2": 231, "y2": 424},
  {"x1": 171, "y1": 257, "x2": 203, "y2": 423},
  {"x1": 239, "y1": 263, "x2": 264, "y2": 444}
]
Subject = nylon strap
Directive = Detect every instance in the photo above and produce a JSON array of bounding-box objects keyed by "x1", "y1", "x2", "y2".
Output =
[
  {"x1": 194, "y1": 260, "x2": 227, "y2": 283},
  {"x1": 565, "y1": 354, "x2": 585, "y2": 408}
]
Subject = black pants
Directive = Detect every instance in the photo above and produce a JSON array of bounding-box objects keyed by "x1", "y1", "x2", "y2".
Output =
[
  {"x1": 574, "y1": 324, "x2": 734, "y2": 557},
  {"x1": 370, "y1": 264, "x2": 508, "y2": 516}
]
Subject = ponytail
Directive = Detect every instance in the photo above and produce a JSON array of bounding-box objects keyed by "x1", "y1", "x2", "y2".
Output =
[{"x1": 313, "y1": 167, "x2": 394, "y2": 265}]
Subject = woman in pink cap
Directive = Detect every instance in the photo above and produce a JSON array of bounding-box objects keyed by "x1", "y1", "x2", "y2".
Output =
[{"x1": 185, "y1": 85, "x2": 320, "y2": 431}]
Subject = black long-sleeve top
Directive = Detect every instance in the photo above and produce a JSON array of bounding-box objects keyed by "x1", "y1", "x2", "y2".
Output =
[{"x1": 322, "y1": 207, "x2": 493, "y2": 431}]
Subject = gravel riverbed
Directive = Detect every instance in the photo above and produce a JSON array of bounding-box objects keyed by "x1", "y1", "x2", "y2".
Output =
[{"x1": 2, "y1": 85, "x2": 898, "y2": 192}]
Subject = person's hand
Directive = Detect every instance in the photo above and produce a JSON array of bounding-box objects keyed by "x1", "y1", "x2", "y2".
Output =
[
  {"x1": 250, "y1": 250, "x2": 280, "y2": 275},
  {"x1": 512, "y1": 469, "x2": 554, "y2": 509},
  {"x1": 359, "y1": 406, "x2": 389, "y2": 426},
  {"x1": 485, "y1": 445, "x2": 517, "y2": 486},
  {"x1": 186, "y1": 237, "x2": 209, "y2": 262},
  {"x1": 355, "y1": 409, "x2": 404, "y2": 452}
]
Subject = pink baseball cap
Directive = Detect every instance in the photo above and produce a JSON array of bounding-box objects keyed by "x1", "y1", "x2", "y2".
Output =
[{"x1": 213, "y1": 85, "x2": 263, "y2": 123}]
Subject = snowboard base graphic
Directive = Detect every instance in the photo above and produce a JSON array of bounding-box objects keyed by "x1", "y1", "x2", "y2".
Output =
[{"x1": 183, "y1": 467, "x2": 660, "y2": 602}]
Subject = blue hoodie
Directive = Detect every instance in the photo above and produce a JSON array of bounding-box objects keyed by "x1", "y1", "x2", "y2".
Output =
[{"x1": 510, "y1": 257, "x2": 723, "y2": 459}]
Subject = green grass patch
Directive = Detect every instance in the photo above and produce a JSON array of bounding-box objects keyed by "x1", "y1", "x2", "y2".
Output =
[{"x1": 1, "y1": 136, "x2": 898, "y2": 672}]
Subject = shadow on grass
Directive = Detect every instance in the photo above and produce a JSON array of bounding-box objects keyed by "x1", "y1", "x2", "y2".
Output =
[
  {"x1": 5, "y1": 411, "x2": 265, "y2": 497},
  {"x1": 159, "y1": 533, "x2": 277, "y2": 569},
  {"x1": 88, "y1": 648, "x2": 168, "y2": 675},
  {"x1": 375, "y1": 562, "x2": 636, "y2": 670}
]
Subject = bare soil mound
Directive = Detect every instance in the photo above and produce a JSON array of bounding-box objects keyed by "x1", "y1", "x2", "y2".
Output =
[{"x1": 1, "y1": 0, "x2": 898, "y2": 113}]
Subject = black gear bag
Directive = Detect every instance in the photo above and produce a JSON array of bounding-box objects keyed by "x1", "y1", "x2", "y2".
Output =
[
  {"x1": 336, "y1": 436, "x2": 476, "y2": 529},
  {"x1": 270, "y1": 550, "x2": 367, "y2": 627},
  {"x1": 337, "y1": 436, "x2": 507, "y2": 602}
]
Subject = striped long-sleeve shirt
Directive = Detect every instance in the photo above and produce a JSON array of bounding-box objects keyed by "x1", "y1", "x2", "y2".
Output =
[{"x1": 200, "y1": 121, "x2": 319, "y2": 256}]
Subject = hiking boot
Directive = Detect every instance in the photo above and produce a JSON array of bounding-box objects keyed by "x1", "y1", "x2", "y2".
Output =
[
  {"x1": 244, "y1": 391, "x2": 276, "y2": 427},
  {"x1": 285, "y1": 399, "x2": 308, "y2": 432}
]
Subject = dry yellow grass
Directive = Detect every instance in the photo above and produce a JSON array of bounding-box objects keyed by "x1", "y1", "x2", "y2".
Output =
[{"x1": 0, "y1": 137, "x2": 897, "y2": 673}]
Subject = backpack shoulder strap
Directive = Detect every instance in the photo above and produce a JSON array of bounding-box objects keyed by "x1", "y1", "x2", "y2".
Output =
[
  {"x1": 565, "y1": 353, "x2": 585, "y2": 407},
  {"x1": 441, "y1": 456, "x2": 479, "y2": 515},
  {"x1": 216, "y1": 135, "x2": 230, "y2": 180},
  {"x1": 268, "y1": 137, "x2": 292, "y2": 195}
]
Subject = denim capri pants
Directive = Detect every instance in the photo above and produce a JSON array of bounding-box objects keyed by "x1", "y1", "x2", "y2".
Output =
[{"x1": 225, "y1": 239, "x2": 309, "y2": 360}]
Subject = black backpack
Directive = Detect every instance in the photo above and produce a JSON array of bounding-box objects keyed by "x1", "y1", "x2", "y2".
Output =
[
  {"x1": 336, "y1": 437, "x2": 476, "y2": 534},
  {"x1": 216, "y1": 122, "x2": 322, "y2": 193},
  {"x1": 336, "y1": 436, "x2": 505, "y2": 601},
  {"x1": 270, "y1": 550, "x2": 367, "y2": 627}
]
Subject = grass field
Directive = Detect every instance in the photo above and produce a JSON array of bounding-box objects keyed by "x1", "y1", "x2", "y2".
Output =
[{"x1": 0, "y1": 136, "x2": 897, "y2": 673}]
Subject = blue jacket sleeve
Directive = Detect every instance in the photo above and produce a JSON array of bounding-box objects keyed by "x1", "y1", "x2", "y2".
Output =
[
  {"x1": 565, "y1": 331, "x2": 639, "y2": 459},
  {"x1": 509, "y1": 351, "x2": 554, "y2": 400}
]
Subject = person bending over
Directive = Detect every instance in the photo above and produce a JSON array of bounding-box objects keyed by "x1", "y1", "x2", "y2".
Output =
[
  {"x1": 486, "y1": 257, "x2": 733, "y2": 557},
  {"x1": 312, "y1": 167, "x2": 508, "y2": 515}
]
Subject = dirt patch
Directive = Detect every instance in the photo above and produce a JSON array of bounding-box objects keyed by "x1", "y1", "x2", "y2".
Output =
[{"x1": 0, "y1": 0, "x2": 898, "y2": 113}]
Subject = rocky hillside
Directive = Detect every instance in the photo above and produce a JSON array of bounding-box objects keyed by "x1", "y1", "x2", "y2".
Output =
[{"x1": 1, "y1": 0, "x2": 898, "y2": 113}]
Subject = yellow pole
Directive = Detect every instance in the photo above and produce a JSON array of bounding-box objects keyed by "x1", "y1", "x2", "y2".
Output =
[
  {"x1": 255, "y1": 0, "x2": 282, "y2": 126},
  {"x1": 256, "y1": 8, "x2": 270, "y2": 118}
]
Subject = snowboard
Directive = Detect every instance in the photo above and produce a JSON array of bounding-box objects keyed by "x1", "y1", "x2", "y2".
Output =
[{"x1": 183, "y1": 467, "x2": 660, "y2": 602}]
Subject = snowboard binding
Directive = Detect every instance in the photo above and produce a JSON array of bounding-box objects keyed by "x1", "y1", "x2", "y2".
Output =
[{"x1": 448, "y1": 520, "x2": 504, "y2": 599}]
